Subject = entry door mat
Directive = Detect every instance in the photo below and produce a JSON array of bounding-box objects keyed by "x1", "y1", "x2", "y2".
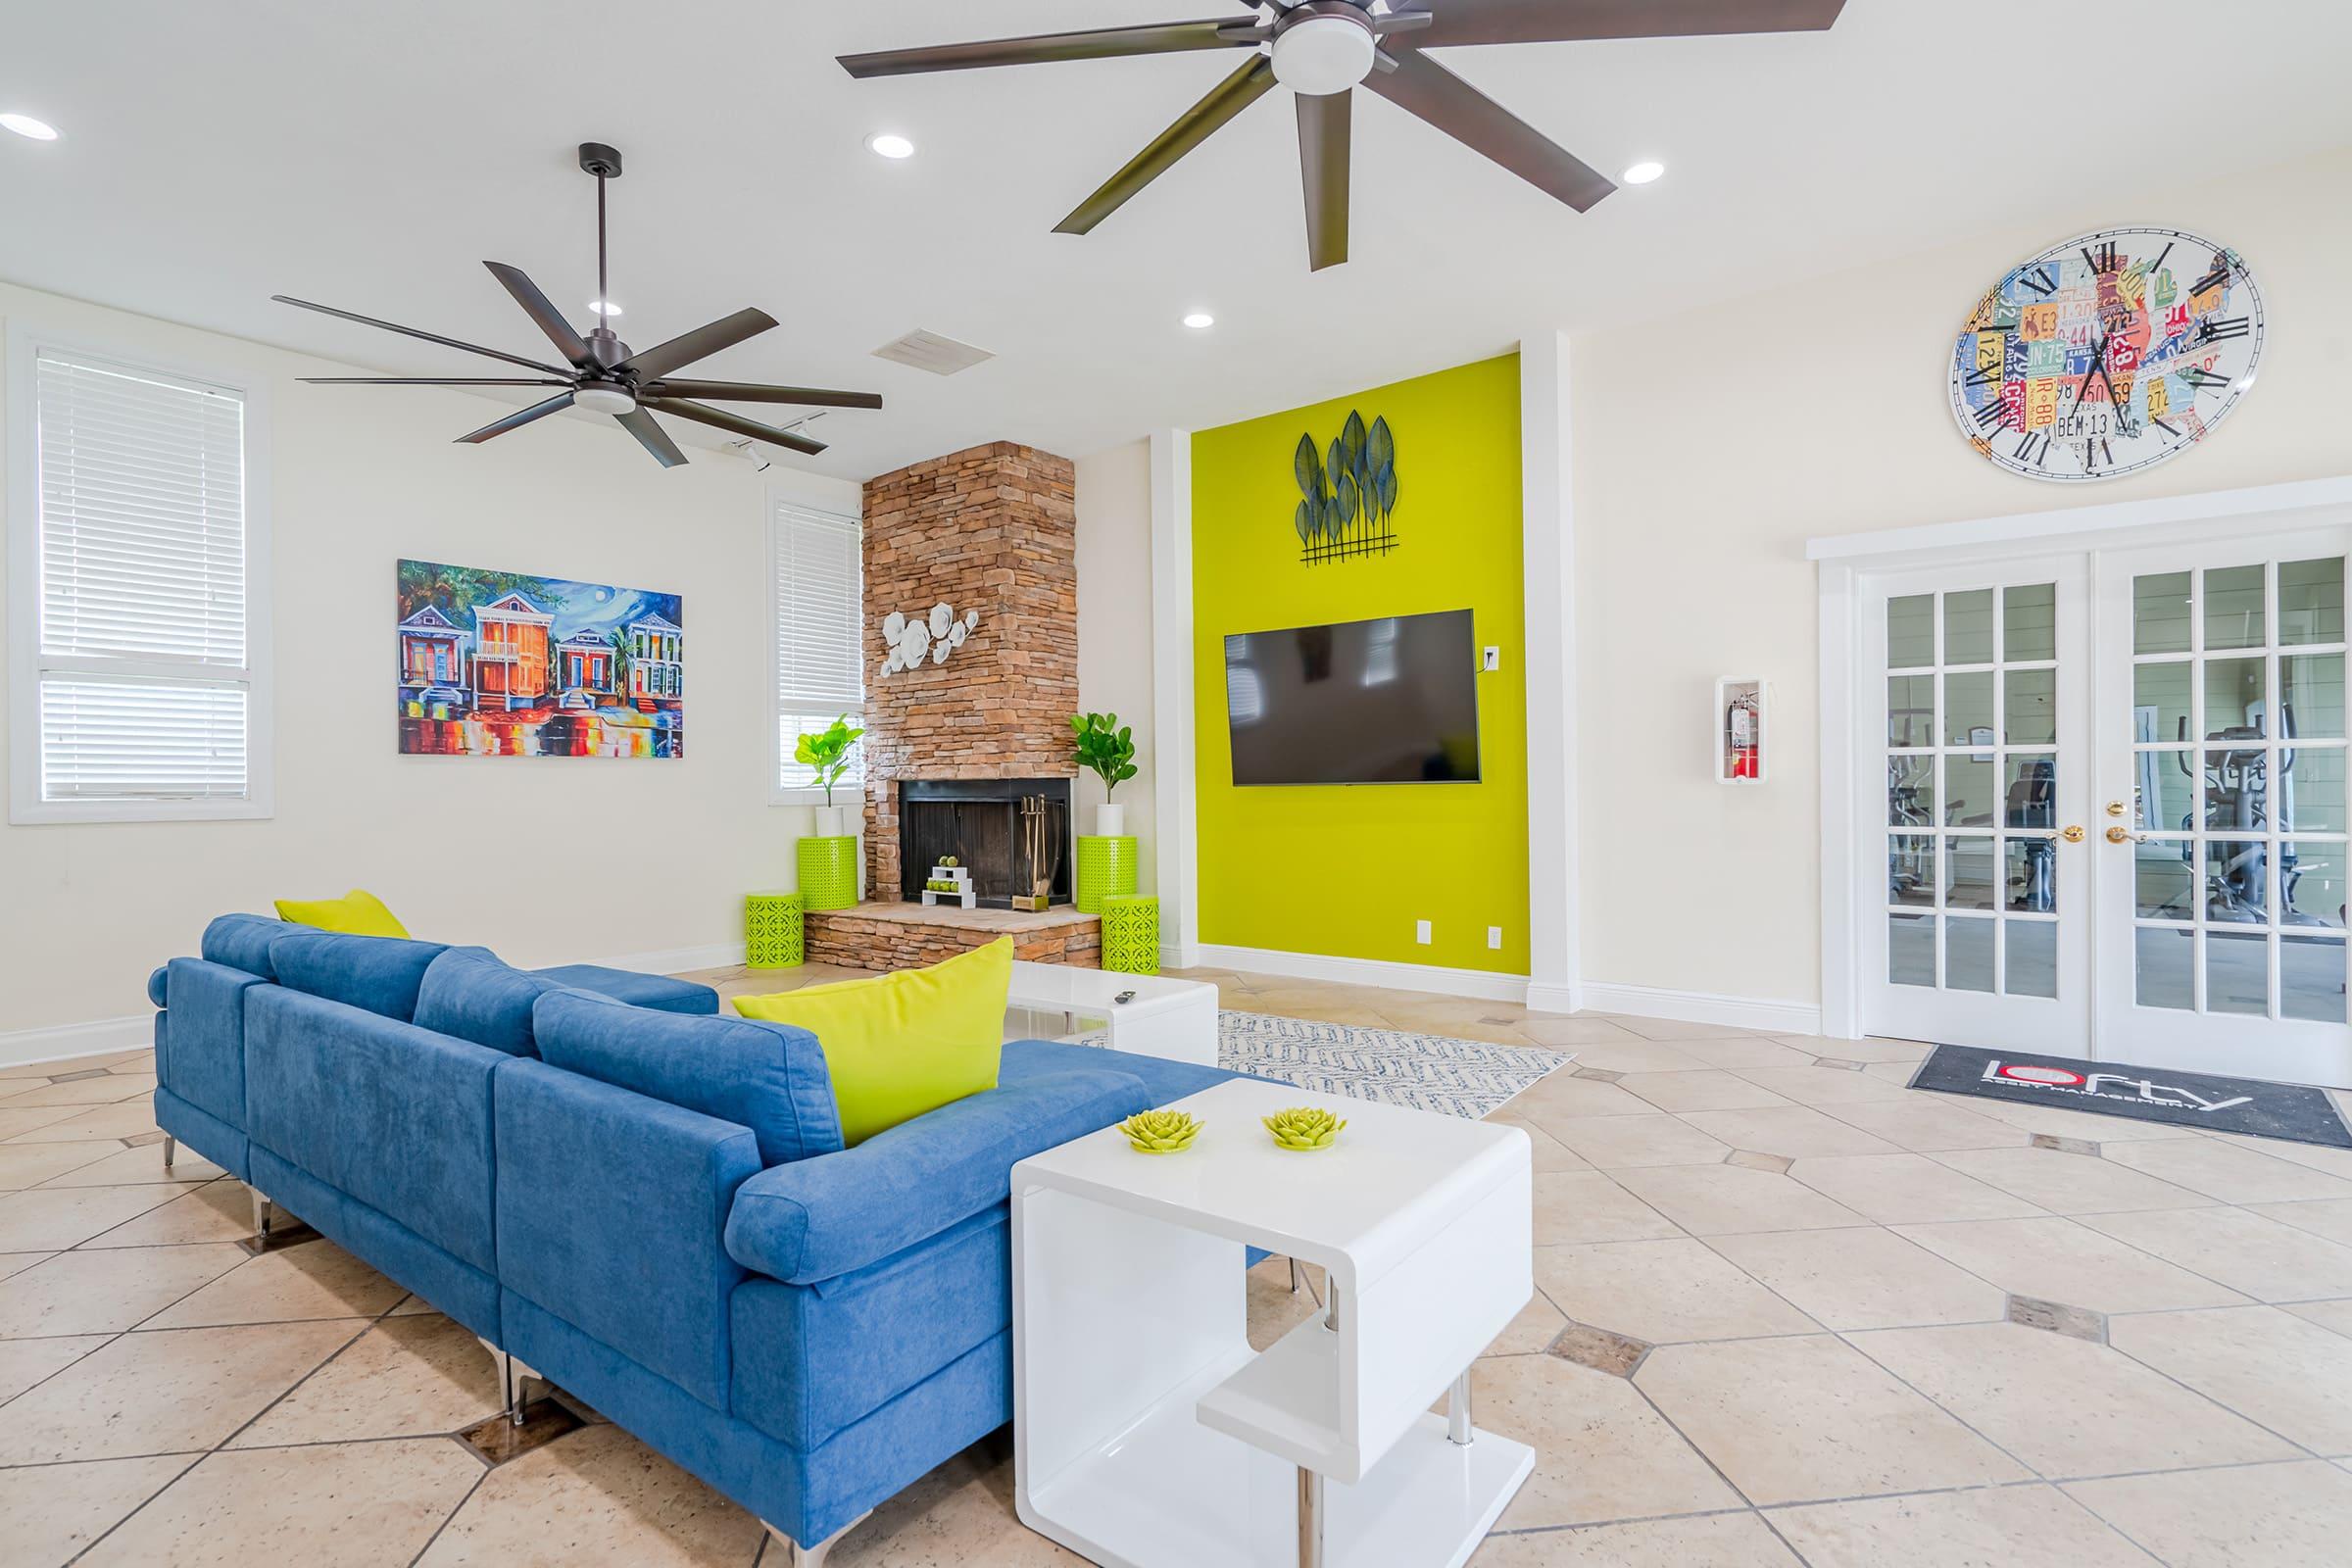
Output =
[
  {"x1": 1071, "y1": 1011, "x2": 1572, "y2": 1120},
  {"x1": 1911, "y1": 1044, "x2": 2352, "y2": 1149}
]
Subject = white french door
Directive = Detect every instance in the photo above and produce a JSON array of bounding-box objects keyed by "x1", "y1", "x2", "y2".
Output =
[
  {"x1": 1863, "y1": 560, "x2": 2092, "y2": 1054},
  {"x1": 1854, "y1": 526, "x2": 2352, "y2": 1089},
  {"x1": 2091, "y1": 531, "x2": 2352, "y2": 1087}
]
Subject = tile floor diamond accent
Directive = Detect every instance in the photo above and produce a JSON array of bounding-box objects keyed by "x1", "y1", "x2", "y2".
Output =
[
  {"x1": 1634, "y1": 1335, "x2": 2029, "y2": 1505},
  {"x1": 1726, "y1": 1149, "x2": 1793, "y2": 1173},
  {"x1": 1545, "y1": 1321, "x2": 1651, "y2": 1377},
  {"x1": 2005, "y1": 1295, "x2": 2109, "y2": 1343}
]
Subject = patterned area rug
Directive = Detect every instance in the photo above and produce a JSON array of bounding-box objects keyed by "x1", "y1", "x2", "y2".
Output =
[{"x1": 1072, "y1": 1009, "x2": 1572, "y2": 1120}]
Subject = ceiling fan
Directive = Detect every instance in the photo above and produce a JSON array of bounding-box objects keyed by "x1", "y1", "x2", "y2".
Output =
[
  {"x1": 272, "y1": 142, "x2": 882, "y2": 466},
  {"x1": 841, "y1": 1, "x2": 1847, "y2": 271}
]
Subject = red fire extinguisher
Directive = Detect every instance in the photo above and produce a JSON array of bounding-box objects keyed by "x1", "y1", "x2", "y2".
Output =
[{"x1": 1728, "y1": 692, "x2": 1760, "y2": 779}]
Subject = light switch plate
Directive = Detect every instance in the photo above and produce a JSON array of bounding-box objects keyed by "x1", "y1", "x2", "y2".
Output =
[
  {"x1": 1415, "y1": 919, "x2": 1432, "y2": 945},
  {"x1": 1488, "y1": 926, "x2": 1502, "y2": 950}
]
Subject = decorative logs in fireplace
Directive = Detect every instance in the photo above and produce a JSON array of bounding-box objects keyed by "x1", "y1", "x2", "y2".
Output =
[{"x1": 896, "y1": 778, "x2": 1072, "y2": 909}]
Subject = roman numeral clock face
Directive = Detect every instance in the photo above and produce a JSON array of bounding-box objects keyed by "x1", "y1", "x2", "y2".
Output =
[{"x1": 1949, "y1": 226, "x2": 2265, "y2": 482}]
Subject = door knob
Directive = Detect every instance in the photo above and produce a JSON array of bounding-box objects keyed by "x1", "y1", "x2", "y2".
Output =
[
  {"x1": 2106, "y1": 826, "x2": 2133, "y2": 844},
  {"x1": 2061, "y1": 825, "x2": 2085, "y2": 843},
  {"x1": 2105, "y1": 801, "x2": 2128, "y2": 816}
]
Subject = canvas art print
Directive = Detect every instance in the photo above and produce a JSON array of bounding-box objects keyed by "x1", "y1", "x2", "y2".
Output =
[{"x1": 397, "y1": 559, "x2": 685, "y2": 759}]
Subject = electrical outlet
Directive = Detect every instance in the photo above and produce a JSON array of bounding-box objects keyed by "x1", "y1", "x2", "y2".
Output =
[
  {"x1": 1488, "y1": 926, "x2": 1502, "y2": 951},
  {"x1": 1415, "y1": 919, "x2": 1432, "y2": 945},
  {"x1": 1483, "y1": 646, "x2": 1501, "y2": 672}
]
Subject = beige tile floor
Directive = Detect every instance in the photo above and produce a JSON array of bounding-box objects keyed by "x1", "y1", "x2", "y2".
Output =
[{"x1": 7, "y1": 969, "x2": 2352, "y2": 1563}]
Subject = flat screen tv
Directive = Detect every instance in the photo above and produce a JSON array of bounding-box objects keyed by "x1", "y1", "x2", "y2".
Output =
[{"x1": 1224, "y1": 609, "x2": 1481, "y2": 785}]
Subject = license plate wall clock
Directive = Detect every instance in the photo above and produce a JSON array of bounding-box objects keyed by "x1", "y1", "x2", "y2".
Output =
[{"x1": 1948, "y1": 226, "x2": 2263, "y2": 483}]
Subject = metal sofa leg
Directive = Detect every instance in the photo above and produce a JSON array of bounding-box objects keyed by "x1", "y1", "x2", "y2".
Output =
[
  {"x1": 763, "y1": 1512, "x2": 869, "y2": 1567},
  {"x1": 249, "y1": 1188, "x2": 275, "y2": 1247},
  {"x1": 162, "y1": 1135, "x2": 176, "y2": 1171},
  {"x1": 499, "y1": 1349, "x2": 548, "y2": 1428}
]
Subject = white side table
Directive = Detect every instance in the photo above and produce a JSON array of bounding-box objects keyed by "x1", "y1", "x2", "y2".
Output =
[
  {"x1": 1005, "y1": 959, "x2": 1219, "y2": 1067},
  {"x1": 1011, "y1": 1079, "x2": 1534, "y2": 1568}
]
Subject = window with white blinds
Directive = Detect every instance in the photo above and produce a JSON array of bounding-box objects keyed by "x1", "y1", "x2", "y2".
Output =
[
  {"x1": 770, "y1": 498, "x2": 865, "y2": 797},
  {"x1": 7, "y1": 340, "x2": 270, "y2": 822}
]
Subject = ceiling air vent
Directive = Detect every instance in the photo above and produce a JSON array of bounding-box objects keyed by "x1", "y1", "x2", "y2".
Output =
[{"x1": 871, "y1": 328, "x2": 996, "y2": 376}]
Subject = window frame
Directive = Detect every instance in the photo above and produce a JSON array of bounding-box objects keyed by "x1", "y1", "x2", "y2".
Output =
[
  {"x1": 6, "y1": 324, "x2": 275, "y2": 824},
  {"x1": 766, "y1": 486, "x2": 865, "y2": 807}
]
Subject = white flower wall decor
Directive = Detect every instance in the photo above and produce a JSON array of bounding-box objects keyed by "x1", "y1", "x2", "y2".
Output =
[{"x1": 878, "y1": 603, "x2": 981, "y2": 677}]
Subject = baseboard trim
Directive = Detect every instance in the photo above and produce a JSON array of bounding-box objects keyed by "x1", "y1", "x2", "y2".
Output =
[
  {"x1": 0, "y1": 1013, "x2": 153, "y2": 1072},
  {"x1": 1523, "y1": 981, "x2": 1582, "y2": 1016},
  {"x1": 1197, "y1": 944, "x2": 1530, "y2": 1004},
  {"x1": 1578, "y1": 981, "x2": 1822, "y2": 1038},
  {"x1": 584, "y1": 942, "x2": 746, "y2": 976}
]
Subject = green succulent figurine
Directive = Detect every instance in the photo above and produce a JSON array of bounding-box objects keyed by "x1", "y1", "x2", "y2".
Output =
[
  {"x1": 1263, "y1": 1106, "x2": 1347, "y2": 1152},
  {"x1": 1119, "y1": 1109, "x2": 1203, "y2": 1154}
]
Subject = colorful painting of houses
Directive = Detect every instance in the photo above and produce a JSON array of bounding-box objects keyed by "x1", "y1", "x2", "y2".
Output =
[{"x1": 397, "y1": 559, "x2": 684, "y2": 759}]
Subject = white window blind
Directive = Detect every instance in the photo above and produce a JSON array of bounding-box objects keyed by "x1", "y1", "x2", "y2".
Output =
[
  {"x1": 772, "y1": 499, "x2": 864, "y2": 793},
  {"x1": 25, "y1": 349, "x2": 254, "y2": 809}
]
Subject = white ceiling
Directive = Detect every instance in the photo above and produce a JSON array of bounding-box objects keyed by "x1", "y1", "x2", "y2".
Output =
[{"x1": 4, "y1": 2, "x2": 2348, "y2": 480}]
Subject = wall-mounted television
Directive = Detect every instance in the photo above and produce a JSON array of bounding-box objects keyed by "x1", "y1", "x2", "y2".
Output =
[{"x1": 1223, "y1": 609, "x2": 1481, "y2": 786}]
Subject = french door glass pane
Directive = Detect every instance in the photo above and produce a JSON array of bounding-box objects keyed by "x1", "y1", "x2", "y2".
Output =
[
  {"x1": 2207, "y1": 931, "x2": 2269, "y2": 1015},
  {"x1": 2279, "y1": 559, "x2": 2345, "y2": 646},
  {"x1": 1945, "y1": 756, "x2": 1994, "y2": 826},
  {"x1": 1889, "y1": 913, "x2": 1936, "y2": 986},
  {"x1": 1945, "y1": 590, "x2": 1994, "y2": 664},
  {"x1": 2205, "y1": 659, "x2": 2266, "y2": 735},
  {"x1": 2004, "y1": 755, "x2": 2056, "y2": 828},
  {"x1": 1888, "y1": 756, "x2": 1934, "y2": 827},
  {"x1": 2135, "y1": 926, "x2": 2194, "y2": 1010},
  {"x1": 2284, "y1": 749, "x2": 2345, "y2": 832},
  {"x1": 2005, "y1": 838, "x2": 2057, "y2": 913},
  {"x1": 2133, "y1": 840, "x2": 2194, "y2": 919},
  {"x1": 2005, "y1": 584, "x2": 2057, "y2": 662},
  {"x1": 1947, "y1": 837, "x2": 1997, "y2": 910},
  {"x1": 2004, "y1": 668, "x2": 2057, "y2": 746},
  {"x1": 2204, "y1": 564, "x2": 2267, "y2": 651},
  {"x1": 2280, "y1": 654, "x2": 2346, "y2": 737},
  {"x1": 2142, "y1": 754, "x2": 2197, "y2": 833},
  {"x1": 2281, "y1": 936, "x2": 2348, "y2": 1022},
  {"x1": 2133, "y1": 662, "x2": 2191, "y2": 742},
  {"x1": 1946, "y1": 916, "x2": 1995, "y2": 993},
  {"x1": 2285, "y1": 843, "x2": 2347, "y2": 928},
  {"x1": 1889, "y1": 836, "x2": 1935, "y2": 906},
  {"x1": 1887, "y1": 594, "x2": 1936, "y2": 667},
  {"x1": 2133, "y1": 571, "x2": 2193, "y2": 655},
  {"x1": 1888, "y1": 675, "x2": 1935, "y2": 746},
  {"x1": 1946, "y1": 672, "x2": 1993, "y2": 747},
  {"x1": 2007, "y1": 921, "x2": 2058, "y2": 1000}
]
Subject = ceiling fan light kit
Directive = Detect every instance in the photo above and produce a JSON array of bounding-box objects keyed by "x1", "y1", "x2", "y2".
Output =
[
  {"x1": 274, "y1": 140, "x2": 882, "y2": 468},
  {"x1": 840, "y1": 0, "x2": 1847, "y2": 272}
]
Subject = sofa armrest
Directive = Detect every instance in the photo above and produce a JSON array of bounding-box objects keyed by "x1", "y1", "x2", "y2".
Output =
[{"x1": 724, "y1": 1067, "x2": 1151, "y2": 1286}]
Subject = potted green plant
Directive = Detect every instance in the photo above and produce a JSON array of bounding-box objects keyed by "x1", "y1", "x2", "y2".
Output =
[
  {"x1": 1071, "y1": 711, "x2": 1139, "y2": 836},
  {"x1": 795, "y1": 716, "x2": 864, "y2": 837}
]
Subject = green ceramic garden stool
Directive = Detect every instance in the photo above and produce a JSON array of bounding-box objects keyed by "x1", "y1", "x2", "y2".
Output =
[
  {"x1": 796, "y1": 836, "x2": 859, "y2": 912},
  {"x1": 1074, "y1": 835, "x2": 1140, "y2": 915},
  {"x1": 1102, "y1": 894, "x2": 1160, "y2": 975},
  {"x1": 745, "y1": 891, "x2": 805, "y2": 970}
]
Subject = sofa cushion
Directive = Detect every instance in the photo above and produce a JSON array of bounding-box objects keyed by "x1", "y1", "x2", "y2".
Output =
[
  {"x1": 731, "y1": 939, "x2": 1011, "y2": 1146},
  {"x1": 269, "y1": 930, "x2": 451, "y2": 1023},
  {"x1": 1000, "y1": 1035, "x2": 1247, "y2": 1106},
  {"x1": 533, "y1": 990, "x2": 843, "y2": 1166},
  {"x1": 531, "y1": 964, "x2": 719, "y2": 1015},
  {"x1": 200, "y1": 912, "x2": 286, "y2": 980},
  {"x1": 415, "y1": 947, "x2": 562, "y2": 1058}
]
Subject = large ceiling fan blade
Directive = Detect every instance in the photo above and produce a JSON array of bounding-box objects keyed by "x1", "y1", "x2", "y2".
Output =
[
  {"x1": 643, "y1": 397, "x2": 827, "y2": 457},
  {"x1": 615, "y1": 408, "x2": 689, "y2": 468},
  {"x1": 300, "y1": 376, "x2": 575, "y2": 386},
  {"x1": 641, "y1": 378, "x2": 883, "y2": 411},
  {"x1": 1056, "y1": 54, "x2": 1278, "y2": 236},
  {"x1": 454, "y1": 391, "x2": 576, "y2": 445},
  {"x1": 270, "y1": 295, "x2": 572, "y2": 376},
  {"x1": 1296, "y1": 90, "x2": 1351, "y2": 272},
  {"x1": 1403, "y1": 0, "x2": 1846, "y2": 47},
  {"x1": 1365, "y1": 50, "x2": 1614, "y2": 212},
  {"x1": 840, "y1": 18, "x2": 1261, "y2": 77},
  {"x1": 484, "y1": 262, "x2": 595, "y2": 368},
  {"x1": 617, "y1": 308, "x2": 780, "y2": 383}
]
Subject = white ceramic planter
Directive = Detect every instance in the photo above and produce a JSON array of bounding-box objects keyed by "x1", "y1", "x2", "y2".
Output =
[
  {"x1": 1096, "y1": 803, "x2": 1126, "y2": 837},
  {"x1": 813, "y1": 805, "x2": 850, "y2": 838}
]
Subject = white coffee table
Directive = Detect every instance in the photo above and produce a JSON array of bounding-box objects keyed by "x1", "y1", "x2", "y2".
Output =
[
  {"x1": 1005, "y1": 959, "x2": 1219, "y2": 1067},
  {"x1": 1011, "y1": 1079, "x2": 1535, "y2": 1568}
]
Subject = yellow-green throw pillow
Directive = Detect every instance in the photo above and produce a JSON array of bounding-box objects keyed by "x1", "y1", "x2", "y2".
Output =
[
  {"x1": 733, "y1": 937, "x2": 1010, "y2": 1146},
  {"x1": 274, "y1": 888, "x2": 410, "y2": 939}
]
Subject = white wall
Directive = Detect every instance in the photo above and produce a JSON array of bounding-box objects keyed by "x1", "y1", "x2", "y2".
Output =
[
  {"x1": 1570, "y1": 146, "x2": 2352, "y2": 1014},
  {"x1": 0, "y1": 277, "x2": 858, "y2": 1049},
  {"x1": 1074, "y1": 438, "x2": 1158, "y2": 888}
]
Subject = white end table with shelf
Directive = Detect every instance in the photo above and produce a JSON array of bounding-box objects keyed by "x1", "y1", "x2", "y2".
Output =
[
  {"x1": 1011, "y1": 1079, "x2": 1534, "y2": 1568},
  {"x1": 1005, "y1": 959, "x2": 1219, "y2": 1067}
]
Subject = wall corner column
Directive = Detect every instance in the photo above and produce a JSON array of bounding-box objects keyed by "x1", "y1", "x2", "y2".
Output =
[
  {"x1": 1520, "y1": 331, "x2": 1579, "y2": 1014},
  {"x1": 1148, "y1": 428, "x2": 1200, "y2": 969}
]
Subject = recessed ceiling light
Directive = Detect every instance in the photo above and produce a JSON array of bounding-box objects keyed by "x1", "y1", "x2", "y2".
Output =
[
  {"x1": 0, "y1": 113, "x2": 61, "y2": 141},
  {"x1": 1183, "y1": 312, "x2": 1215, "y2": 330},
  {"x1": 866, "y1": 133, "x2": 916, "y2": 161},
  {"x1": 1621, "y1": 160, "x2": 1666, "y2": 185},
  {"x1": 588, "y1": 299, "x2": 622, "y2": 318}
]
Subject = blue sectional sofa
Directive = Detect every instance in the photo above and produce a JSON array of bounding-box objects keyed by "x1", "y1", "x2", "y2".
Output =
[{"x1": 150, "y1": 913, "x2": 1240, "y2": 1562}]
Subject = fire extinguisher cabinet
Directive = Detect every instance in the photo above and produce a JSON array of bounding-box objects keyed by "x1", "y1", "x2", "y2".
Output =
[{"x1": 1716, "y1": 677, "x2": 1767, "y2": 786}]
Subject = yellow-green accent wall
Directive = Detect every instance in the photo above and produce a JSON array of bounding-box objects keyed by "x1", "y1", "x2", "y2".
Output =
[{"x1": 1192, "y1": 353, "x2": 1528, "y2": 975}]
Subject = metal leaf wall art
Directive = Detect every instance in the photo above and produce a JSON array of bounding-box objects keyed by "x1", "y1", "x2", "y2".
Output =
[{"x1": 1292, "y1": 411, "x2": 1398, "y2": 564}]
